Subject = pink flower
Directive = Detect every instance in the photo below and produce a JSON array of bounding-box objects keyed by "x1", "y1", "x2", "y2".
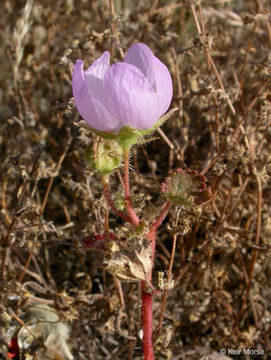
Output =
[{"x1": 72, "y1": 43, "x2": 173, "y2": 133}]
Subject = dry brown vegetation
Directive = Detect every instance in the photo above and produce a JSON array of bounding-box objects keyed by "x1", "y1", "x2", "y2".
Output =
[{"x1": 1, "y1": 0, "x2": 271, "y2": 359}]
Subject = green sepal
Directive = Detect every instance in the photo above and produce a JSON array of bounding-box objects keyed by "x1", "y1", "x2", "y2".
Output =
[
  {"x1": 85, "y1": 144, "x2": 96, "y2": 170},
  {"x1": 80, "y1": 108, "x2": 178, "y2": 149},
  {"x1": 117, "y1": 126, "x2": 143, "y2": 148},
  {"x1": 90, "y1": 127, "x2": 118, "y2": 140},
  {"x1": 117, "y1": 108, "x2": 178, "y2": 148}
]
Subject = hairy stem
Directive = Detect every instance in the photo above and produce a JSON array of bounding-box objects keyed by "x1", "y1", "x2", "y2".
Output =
[
  {"x1": 102, "y1": 176, "x2": 131, "y2": 223},
  {"x1": 123, "y1": 147, "x2": 140, "y2": 226}
]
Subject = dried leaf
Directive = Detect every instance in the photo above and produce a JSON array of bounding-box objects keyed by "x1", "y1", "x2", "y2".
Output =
[{"x1": 106, "y1": 240, "x2": 152, "y2": 282}]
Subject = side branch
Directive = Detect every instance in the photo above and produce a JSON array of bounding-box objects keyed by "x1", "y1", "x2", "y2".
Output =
[
  {"x1": 102, "y1": 176, "x2": 131, "y2": 223},
  {"x1": 151, "y1": 201, "x2": 171, "y2": 232}
]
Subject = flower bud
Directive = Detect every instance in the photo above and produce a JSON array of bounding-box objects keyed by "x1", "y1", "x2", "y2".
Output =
[
  {"x1": 72, "y1": 43, "x2": 173, "y2": 134},
  {"x1": 85, "y1": 138, "x2": 123, "y2": 174}
]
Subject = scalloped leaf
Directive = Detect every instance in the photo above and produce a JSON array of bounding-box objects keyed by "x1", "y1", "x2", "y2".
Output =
[{"x1": 161, "y1": 168, "x2": 212, "y2": 207}]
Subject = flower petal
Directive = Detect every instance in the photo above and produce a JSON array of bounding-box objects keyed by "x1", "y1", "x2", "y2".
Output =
[
  {"x1": 84, "y1": 51, "x2": 110, "y2": 101},
  {"x1": 152, "y1": 56, "x2": 173, "y2": 116},
  {"x1": 72, "y1": 59, "x2": 120, "y2": 132},
  {"x1": 124, "y1": 43, "x2": 173, "y2": 117},
  {"x1": 104, "y1": 62, "x2": 160, "y2": 130},
  {"x1": 124, "y1": 43, "x2": 156, "y2": 88}
]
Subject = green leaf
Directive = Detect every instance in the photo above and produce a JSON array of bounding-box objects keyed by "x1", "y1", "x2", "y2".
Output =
[{"x1": 161, "y1": 168, "x2": 212, "y2": 207}]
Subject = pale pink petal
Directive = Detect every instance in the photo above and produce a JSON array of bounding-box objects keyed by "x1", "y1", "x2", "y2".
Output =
[
  {"x1": 124, "y1": 43, "x2": 156, "y2": 88},
  {"x1": 72, "y1": 59, "x2": 120, "y2": 132},
  {"x1": 124, "y1": 43, "x2": 173, "y2": 117},
  {"x1": 84, "y1": 51, "x2": 110, "y2": 102},
  {"x1": 152, "y1": 56, "x2": 173, "y2": 116},
  {"x1": 104, "y1": 62, "x2": 160, "y2": 130}
]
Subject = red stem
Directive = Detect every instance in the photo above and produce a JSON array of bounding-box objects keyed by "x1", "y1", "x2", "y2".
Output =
[
  {"x1": 141, "y1": 202, "x2": 171, "y2": 359},
  {"x1": 102, "y1": 176, "x2": 131, "y2": 223},
  {"x1": 141, "y1": 229, "x2": 156, "y2": 360},
  {"x1": 103, "y1": 151, "x2": 171, "y2": 360},
  {"x1": 123, "y1": 148, "x2": 140, "y2": 226},
  {"x1": 152, "y1": 201, "x2": 171, "y2": 232},
  {"x1": 141, "y1": 287, "x2": 154, "y2": 360},
  {"x1": 123, "y1": 147, "x2": 156, "y2": 358}
]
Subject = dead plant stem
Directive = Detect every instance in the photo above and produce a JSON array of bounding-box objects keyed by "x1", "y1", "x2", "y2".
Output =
[
  {"x1": 155, "y1": 232, "x2": 178, "y2": 340},
  {"x1": 40, "y1": 136, "x2": 72, "y2": 215},
  {"x1": 109, "y1": 0, "x2": 124, "y2": 59},
  {"x1": 0, "y1": 150, "x2": 41, "y2": 280},
  {"x1": 233, "y1": 175, "x2": 262, "y2": 331},
  {"x1": 191, "y1": 3, "x2": 236, "y2": 115}
]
